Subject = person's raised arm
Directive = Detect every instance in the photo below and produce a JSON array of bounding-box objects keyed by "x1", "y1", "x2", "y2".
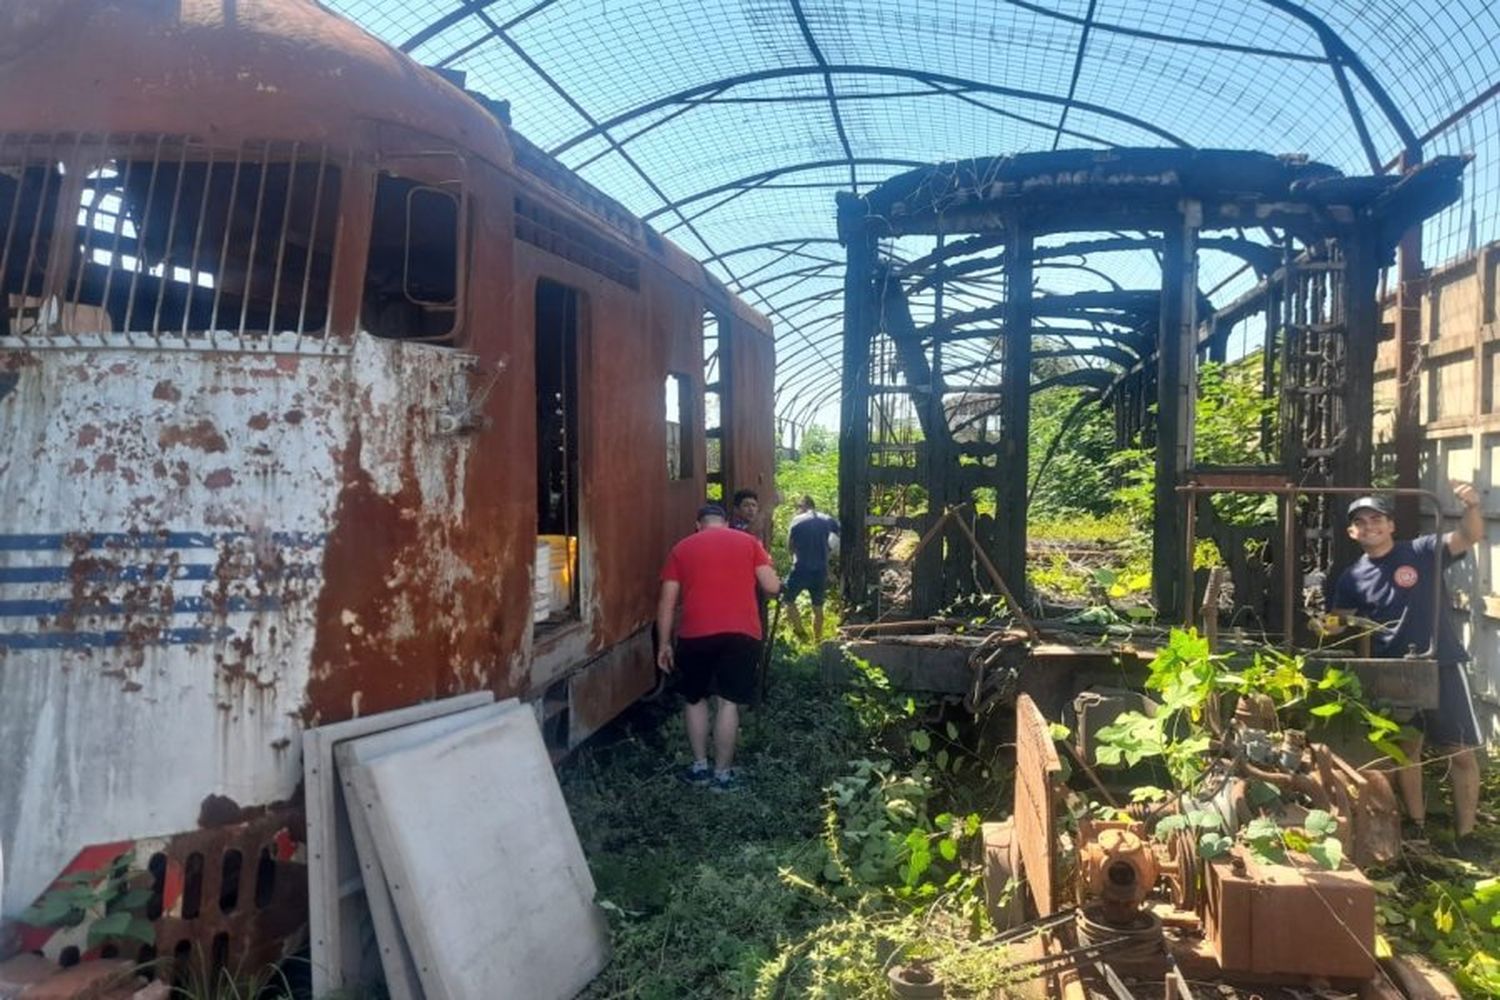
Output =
[
  {"x1": 656, "y1": 580, "x2": 681, "y2": 672},
  {"x1": 1446, "y1": 481, "x2": 1485, "y2": 557}
]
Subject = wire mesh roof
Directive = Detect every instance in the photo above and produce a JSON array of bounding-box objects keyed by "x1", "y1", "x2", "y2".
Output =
[{"x1": 325, "y1": 0, "x2": 1500, "y2": 431}]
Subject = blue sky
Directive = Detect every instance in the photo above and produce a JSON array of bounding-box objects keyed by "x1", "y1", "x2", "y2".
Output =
[{"x1": 325, "y1": 0, "x2": 1500, "y2": 430}]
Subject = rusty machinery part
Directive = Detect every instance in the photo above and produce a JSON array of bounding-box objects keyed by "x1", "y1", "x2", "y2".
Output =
[
  {"x1": 963, "y1": 638, "x2": 1022, "y2": 715},
  {"x1": 886, "y1": 963, "x2": 944, "y2": 999},
  {"x1": 1077, "y1": 822, "x2": 1157, "y2": 924},
  {"x1": 1160, "y1": 826, "x2": 1201, "y2": 913},
  {"x1": 1075, "y1": 905, "x2": 1165, "y2": 963},
  {"x1": 982, "y1": 820, "x2": 1028, "y2": 932}
]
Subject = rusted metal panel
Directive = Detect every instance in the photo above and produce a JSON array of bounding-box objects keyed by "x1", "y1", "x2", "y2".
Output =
[
  {"x1": 725, "y1": 316, "x2": 777, "y2": 510},
  {"x1": 1014, "y1": 694, "x2": 1062, "y2": 917},
  {"x1": 0, "y1": 0, "x2": 775, "y2": 961},
  {"x1": 1204, "y1": 850, "x2": 1376, "y2": 980},
  {"x1": 0, "y1": 1, "x2": 512, "y2": 172},
  {"x1": 567, "y1": 629, "x2": 656, "y2": 748}
]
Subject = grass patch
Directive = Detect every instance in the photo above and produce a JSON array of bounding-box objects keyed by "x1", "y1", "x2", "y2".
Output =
[{"x1": 560, "y1": 646, "x2": 1012, "y2": 998}]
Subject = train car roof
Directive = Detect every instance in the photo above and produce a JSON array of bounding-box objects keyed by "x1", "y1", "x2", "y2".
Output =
[
  {"x1": 0, "y1": 0, "x2": 513, "y2": 165},
  {"x1": 0, "y1": 0, "x2": 772, "y2": 339}
]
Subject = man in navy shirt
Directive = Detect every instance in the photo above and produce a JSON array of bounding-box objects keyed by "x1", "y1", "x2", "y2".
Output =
[
  {"x1": 784, "y1": 495, "x2": 839, "y2": 641},
  {"x1": 1329, "y1": 481, "x2": 1485, "y2": 851}
]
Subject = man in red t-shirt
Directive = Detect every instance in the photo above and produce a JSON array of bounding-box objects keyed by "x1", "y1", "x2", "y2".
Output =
[{"x1": 657, "y1": 503, "x2": 781, "y2": 790}]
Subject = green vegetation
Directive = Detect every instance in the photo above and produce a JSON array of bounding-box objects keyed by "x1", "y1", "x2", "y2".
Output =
[
  {"x1": 561, "y1": 648, "x2": 1013, "y2": 998},
  {"x1": 771, "y1": 425, "x2": 838, "y2": 574}
]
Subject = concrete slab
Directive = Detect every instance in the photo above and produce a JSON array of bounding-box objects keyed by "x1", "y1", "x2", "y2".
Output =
[
  {"x1": 346, "y1": 708, "x2": 609, "y2": 1000},
  {"x1": 334, "y1": 702, "x2": 518, "y2": 1000},
  {"x1": 302, "y1": 692, "x2": 493, "y2": 998}
]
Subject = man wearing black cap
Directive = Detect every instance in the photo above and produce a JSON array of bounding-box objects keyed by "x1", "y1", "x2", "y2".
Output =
[
  {"x1": 656, "y1": 503, "x2": 781, "y2": 790},
  {"x1": 1328, "y1": 481, "x2": 1485, "y2": 852}
]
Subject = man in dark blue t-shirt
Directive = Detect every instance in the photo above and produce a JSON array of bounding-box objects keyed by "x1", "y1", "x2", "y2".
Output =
[
  {"x1": 1329, "y1": 482, "x2": 1485, "y2": 851},
  {"x1": 784, "y1": 495, "x2": 839, "y2": 641}
]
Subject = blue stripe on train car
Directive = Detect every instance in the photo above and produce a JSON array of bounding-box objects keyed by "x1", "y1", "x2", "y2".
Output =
[
  {"x1": 0, "y1": 564, "x2": 322, "y2": 584},
  {"x1": 0, "y1": 595, "x2": 285, "y2": 618},
  {"x1": 0, "y1": 531, "x2": 328, "y2": 551},
  {"x1": 0, "y1": 626, "x2": 236, "y2": 650}
]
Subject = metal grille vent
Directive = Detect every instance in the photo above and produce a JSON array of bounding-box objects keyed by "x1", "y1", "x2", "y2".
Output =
[{"x1": 515, "y1": 194, "x2": 640, "y2": 291}]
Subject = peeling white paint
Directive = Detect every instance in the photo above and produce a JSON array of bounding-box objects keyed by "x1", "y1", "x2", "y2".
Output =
[{"x1": 0, "y1": 330, "x2": 480, "y2": 916}]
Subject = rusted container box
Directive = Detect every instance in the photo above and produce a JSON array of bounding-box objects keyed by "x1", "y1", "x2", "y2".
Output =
[{"x1": 1205, "y1": 850, "x2": 1376, "y2": 980}]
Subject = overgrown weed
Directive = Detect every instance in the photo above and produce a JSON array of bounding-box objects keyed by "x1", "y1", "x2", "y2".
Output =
[{"x1": 561, "y1": 645, "x2": 1013, "y2": 997}]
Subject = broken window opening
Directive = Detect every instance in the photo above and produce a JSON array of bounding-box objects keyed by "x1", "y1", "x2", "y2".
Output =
[
  {"x1": 702, "y1": 309, "x2": 729, "y2": 501},
  {"x1": 665, "y1": 372, "x2": 693, "y2": 480},
  {"x1": 2, "y1": 134, "x2": 343, "y2": 339},
  {"x1": 535, "y1": 280, "x2": 582, "y2": 631},
  {"x1": 361, "y1": 173, "x2": 461, "y2": 343}
]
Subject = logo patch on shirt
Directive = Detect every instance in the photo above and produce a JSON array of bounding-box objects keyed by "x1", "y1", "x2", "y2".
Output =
[{"x1": 1393, "y1": 565, "x2": 1419, "y2": 588}]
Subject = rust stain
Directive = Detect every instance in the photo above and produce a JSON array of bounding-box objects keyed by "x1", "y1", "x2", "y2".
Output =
[
  {"x1": 159, "y1": 420, "x2": 229, "y2": 453},
  {"x1": 76, "y1": 424, "x2": 101, "y2": 447},
  {"x1": 93, "y1": 453, "x2": 116, "y2": 473},
  {"x1": 152, "y1": 380, "x2": 182, "y2": 402},
  {"x1": 282, "y1": 408, "x2": 304, "y2": 425},
  {"x1": 247, "y1": 413, "x2": 272, "y2": 430},
  {"x1": 203, "y1": 468, "x2": 235, "y2": 489}
]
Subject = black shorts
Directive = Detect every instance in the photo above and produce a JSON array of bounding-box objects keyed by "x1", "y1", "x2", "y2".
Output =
[
  {"x1": 784, "y1": 567, "x2": 828, "y2": 605},
  {"x1": 1419, "y1": 661, "x2": 1482, "y2": 748},
  {"x1": 676, "y1": 632, "x2": 761, "y2": 705}
]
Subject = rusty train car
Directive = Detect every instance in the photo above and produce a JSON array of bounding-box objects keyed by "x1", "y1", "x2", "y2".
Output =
[{"x1": 0, "y1": 0, "x2": 775, "y2": 966}]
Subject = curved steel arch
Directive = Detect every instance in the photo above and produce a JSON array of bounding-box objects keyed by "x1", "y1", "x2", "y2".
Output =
[
  {"x1": 642, "y1": 158, "x2": 931, "y2": 222},
  {"x1": 548, "y1": 65, "x2": 1194, "y2": 159}
]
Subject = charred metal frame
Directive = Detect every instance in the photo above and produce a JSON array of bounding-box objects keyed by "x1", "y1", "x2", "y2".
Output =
[{"x1": 836, "y1": 148, "x2": 1466, "y2": 620}]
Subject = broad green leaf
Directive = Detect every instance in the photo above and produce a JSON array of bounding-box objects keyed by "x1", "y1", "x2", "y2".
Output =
[
  {"x1": 1198, "y1": 832, "x2": 1232, "y2": 859},
  {"x1": 935, "y1": 749, "x2": 949, "y2": 771},
  {"x1": 115, "y1": 888, "x2": 154, "y2": 912},
  {"x1": 1048, "y1": 723, "x2": 1071, "y2": 741},
  {"x1": 1244, "y1": 816, "x2": 1279, "y2": 838},
  {"x1": 86, "y1": 911, "x2": 135, "y2": 946},
  {"x1": 1189, "y1": 809, "x2": 1223, "y2": 829},
  {"x1": 945, "y1": 722, "x2": 959, "y2": 741},
  {"x1": 1305, "y1": 809, "x2": 1338, "y2": 837},
  {"x1": 1130, "y1": 786, "x2": 1168, "y2": 804},
  {"x1": 938, "y1": 839, "x2": 958, "y2": 862},
  {"x1": 1308, "y1": 702, "x2": 1343, "y2": 718},
  {"x1": 1155, "y1": 815, "x2": 1189, "y2": 837},
  {"x1": 122, "y1": 917, "x2": 158, "y2": 946},
  {"x1": 1308, "y1": 835, "x2": 1343, "y2": 870},
  {"x1": 909, "y1": 730, "x2": 931, "y2": 753}
]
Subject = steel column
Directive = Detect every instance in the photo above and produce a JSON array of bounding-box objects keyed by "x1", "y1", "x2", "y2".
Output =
[
  {"x1": 838, "y1": 195, "x2": 877, "y2": 609},
  {"x1": 998, "y1": 221, "x2": 1034, "y2": 602},
  {"x1": 1332, "y1": 225, "x2": 1381, "y2": 573},
  {"x1": 1152, "y1": 207, "x2": 1199, "y2": 616},
  {"x1": 1394, "y1": 153, "x2": 1425, "y2": 527}
]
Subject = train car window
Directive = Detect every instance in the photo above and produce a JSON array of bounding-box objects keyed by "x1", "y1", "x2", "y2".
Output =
[
  {"x1": 2, "y1": 135, "x2": 341, "y2": 340},
  {"x1": 665, "y1": 373, "x2": 693, "y2": 480},
  {"x1": 362, "y1": 173, "x2": 461, "y2": 343},
  {"x1": 534, "y1": 280, "x2": 582, "y2": 630},
  {"x1": 0, "y1": 158, "x2": 60, "y2": 335},
  {"x1": 702, "y1": 310, "x2": 729, "y2": 501}
]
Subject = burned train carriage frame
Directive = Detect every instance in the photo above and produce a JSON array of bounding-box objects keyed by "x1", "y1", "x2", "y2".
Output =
[
  {"x1": 835, "y1": 148, "x2": 1464, "y2": 627},
  {"x1": 0, "y1": 0, "x2": 774, "y2": 976}
]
